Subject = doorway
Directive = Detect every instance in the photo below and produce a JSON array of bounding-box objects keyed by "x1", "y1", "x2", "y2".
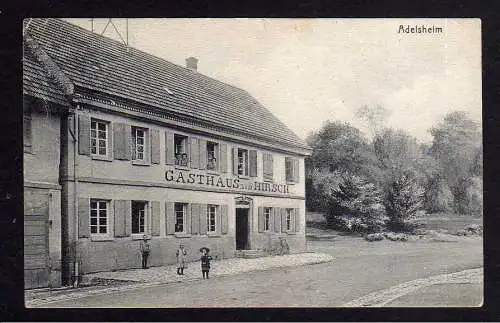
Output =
[{"x1": 235, "y1": 208, "x2": 249, "y2": 250}]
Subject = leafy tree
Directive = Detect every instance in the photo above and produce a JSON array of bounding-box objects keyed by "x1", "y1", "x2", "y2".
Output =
[{"x1": 355, "y1": 105, "x2": 391, "y2": 137}]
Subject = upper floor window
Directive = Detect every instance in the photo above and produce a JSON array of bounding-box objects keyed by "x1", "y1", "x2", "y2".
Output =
[
  {"x1": 90, "y1": 199, "x2": 108, "y2": 234},
  {"x1": 174, "y1": 135, "x2": 188, "y2": 166},
  {"x1": 132, "y1": 127, "x2": 147, "y2": 161},
  {"x1": 174, "y1": 203, "x2": 186, "y2": 233},
  {"x1": 91, "y1": 119, "x2": 109, "y2": 157},
  {"x1": 237, "y1": 148, "x2": 249, "y2": 176},
  {"x1": 207, "y1": 204, "x2": 217, "y2": 232},
  {"x1": 285, "y1": 157, "x2": 299, "y2": 183},
  {"x1": 264, "y1": 207, "x2": 272, "y2": 231},
  {"x1": 207, "y1": 141, "x2": 218, "y2": 171},
  {"x1": 23, "y1": 112, "x2": 32, "y2": 153},
  {"x1": 132, "y1": 201, "x2": 147, "y2": 234}
]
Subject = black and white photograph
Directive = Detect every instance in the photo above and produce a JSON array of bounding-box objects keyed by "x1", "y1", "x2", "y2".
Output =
[{"x1": 22, "y1": 18, "x2": 482, "y2": 308}]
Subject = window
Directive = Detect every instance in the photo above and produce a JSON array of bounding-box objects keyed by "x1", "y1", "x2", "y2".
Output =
[
  {"x1": 174, "y1": 135, "x2": 188, "y2": 166},
  {"x1": 286, "y1": 209, "x2": 294, "y2": 231},
  {"x1": 237, "y1": 149, "x2": 248, "y2": 176},
  {"x1": 91, "y1": 119, "x2": 108, "y2": 156},
  {"x1": 175, "y1": 203, "x2": 186, "y2": 233},
  {"x1": 207, "y1": 141, "x2": 218, "y2": 171},
  {"x1": 132, "y1": 127, "x2": 147, "y2": 161},
  {"x1": 90, "y1": 200, "x2": 108, "y2": 234},
  {"x1": 23, "y1": 112, "x2": 32, "y2": 153},
  {"x1": 264, "y1": 207, "x2": 272, "y2": 231},
  {"x1": 207, "y1": 205, "x2": 217, "y2": 232},
  {"x1": 132, "y1": 201, "x2": 147, "y2": 234},
  {"x1": 285, "y1": 157, "x2": 298, "y2": 182}
]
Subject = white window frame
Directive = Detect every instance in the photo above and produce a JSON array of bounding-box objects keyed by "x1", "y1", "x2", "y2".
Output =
[
  {"x1": 264, "y1": 207, "x2": 272, "y2": 231},
  {"x1": 132, "y1": 127, "x2": 147, "y2": 161},
  {"x1": 174, "y1": 203, "x2": 186, "y2": 233},
  {"x1": 90, "y1": 119, "x2": 109, "y2": 157},
  {"x1": 207, "y1": 141, "x2": 219, "y2": 171},
  {"x1": 131, "y1": 201, "x2": 148, "y2": 235},
  {"x1": 90, "y1": 199, "x2": 109, "y2": 236},
  {"x1": 207, "y1": 204, "x2": 217, "y2": 233},
  {"x1": 238, "y1": 148, "x2": 249, "y2": 176},
  {"x1": 286, "y1": 208, "x2": 294, "y2": 231}
]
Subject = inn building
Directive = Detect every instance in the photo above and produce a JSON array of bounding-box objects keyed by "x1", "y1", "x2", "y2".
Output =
[{"x1": 23, "y1": 18, "x2": 311, "y2": 288}]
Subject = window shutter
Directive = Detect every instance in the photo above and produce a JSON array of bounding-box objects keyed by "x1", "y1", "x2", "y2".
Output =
[
  {"x1": 199, "y1": 204, "x2": 208, "y2": 235},
  {"x1": 219, "y1": 143, "x2": 228, "y2": 173},
  {"x1": 258, "y1": 206, "x2": 264, "y2": 232},
  {"x1": 216, "y1": 204, "x2": 222, "y2": 235},
  {"x1": 78, "y1": 198, "x2": 90, "y2": 238},
  {"x1": 281, "y1": 208, "x2": 287, "y2": 232},
  {"x1": 190, "y1": 137, "x2": 199, "y2": 169},
  {"x1": 114, "y1": 200, "x2": 127, "y2": 237},
  {"x1": 221, "y1": 204, "x2": 228, "y2": 234},
  {"x1": 113, "y1": 123, "x2": 131, "y2": 160},
  {"x1": 273, "y1": 207, "x2": 281, "y2": 233},
  {"x1": 191, "y1": 203, "x2": 200, "y2": 235},
  {"x1": 151, "y1": 201, "x2": 161, "y2": 236},
  {"x1": 78, "y1": 115, "x2": 91, "y2": 155},
  {"x1": 23, "y1": 114, "x2": 32, "y2": 152},
  {"x1": 151, "y1": 129, "x2": 160, "y2": 164},
  {"x1": 293, "y1": 159, "x2": 300, "y2": 183},
  {"x1": 185, "y1": 203, "x2": 192, "y2": 234},
  {"x1": 249, "y1": 150, "x2": 258, "y2": 177},
  {"x1": 294, "y1": 208, "x2": 300, "y2": 232},
  {"x1": 165, "y1": 131, "x2": 175, "y2": 165},
  {"x1": 131, "y1": 128, "x2": 136, "y2": 160},
  {"x1": 124, "y1": 200, "x2": 132, "y2": 236},
  {"x1": 232, "y1": 147, "x2": 239, "y2": 175},
  {"x1": 165, "y1": 202, "x2": 175, "y2": 234},
  {"x1": 263, "y1": 154, "x2": 274, "y2": 181},
  {"x1": 199, "y1": 139, "x2": 207, "y2": 170},
  {"x1": 285, "y1": 157, "x2": 293, "y2": 181}
]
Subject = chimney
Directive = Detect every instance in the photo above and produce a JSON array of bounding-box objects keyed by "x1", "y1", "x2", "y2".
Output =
[{"x1": 185, "y1": 57, "x2": 198, "y2": 72}]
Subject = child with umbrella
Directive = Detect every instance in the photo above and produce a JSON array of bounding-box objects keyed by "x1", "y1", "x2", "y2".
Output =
[{"x1": 200, "y1": 247, "x2": 212, "y2": 279}]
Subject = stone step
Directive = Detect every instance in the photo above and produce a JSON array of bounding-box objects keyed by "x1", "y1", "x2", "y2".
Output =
[{"x1": 235, "y1": 249, "x2": 268, "y2": 259}]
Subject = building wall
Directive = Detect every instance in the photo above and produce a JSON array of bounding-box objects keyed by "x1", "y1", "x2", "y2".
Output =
[{"x1": 24, "y1": 104, "x2": 63, "y2": 287}]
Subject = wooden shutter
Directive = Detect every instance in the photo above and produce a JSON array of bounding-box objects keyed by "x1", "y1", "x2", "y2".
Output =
[
  {"x1": 151, "y1": 129, "x2": 160, "y2": 164},
  {"x1": 165, "y1": 131, "x2": 175, "y2": 165},
  {"x1": 216, "y1": 204, "x2": 222, "y2": 235},
  {"x1": 199, "y1": 139, "x2": 207, "y2": 170},
  {"x1": 185, "y1": 203, "x2": 192, "y2": 234},
  {"x1": 232, "y1": 147, "x2": 239, "y2": 175},
  {"x1": 114, "y1": 200, "x2": 129, "y2": 237},
  {"x1": 191, "y1": 204, "x2": 200, "y2": 235},
  {"x1": 258, "y1": 207, "x2": 264, "y2": 232},
  {"x1": 285, "y1": 157, "x2": 293, "y2": 181},
  {"x1": 165, "y1": 202, "x2": 175, "y2": 234},
  {"x1": 281, "y1": 208, "x2": 287, "y2": 232},
  {"x1": 199, "y1": 204, "x2": 208, "y2": 235},
  {"x1": 263, "y1": 154, "x2": 274, "y2": 181},
  {"x1": 78, "y1": 115, "x2": 91, "y2": 155},
  {"x1": 294, "y1": 208, "x2": 300, "y2": 232},
  {"x1": 151, "y1": 201, "x2": 161, "y2": 236},
  {"x1": 219, "y1": 143, "x2": 228, "y2": 173},
  {"x1": 293, "y1": 159, "x2": 300, "y2": 183},
  {"x1": 249, "y1": 150, "x2": 257, "y2": 177},
  {"x1": 221, "y1": 204, "x2": 228, "y2": 234},
  {"x1": 190, "y1": 137, "x2": 199, "y2": 169},
  {"x1": 78, "y1": 198, "x2": 90, "y2": 238},
  {"x1": 113, "y1": 123, "x2": 131, "y2": 160},
  {"x1": 272, "y1": 208, "x2": 280, "y2": 233}
]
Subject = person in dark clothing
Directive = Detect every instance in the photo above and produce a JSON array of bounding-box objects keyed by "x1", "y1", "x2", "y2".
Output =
[
  {"x1": 139, "y1": 235, "x2": 151, "y2": 269},
  {"x1": 200, "y1": 247, "x2": 212, "y2": 279}
]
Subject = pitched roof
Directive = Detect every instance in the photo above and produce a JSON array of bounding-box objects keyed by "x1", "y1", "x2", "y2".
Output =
[{"x1": 24, "y1": 18, "x2": 310, "y2": 152}]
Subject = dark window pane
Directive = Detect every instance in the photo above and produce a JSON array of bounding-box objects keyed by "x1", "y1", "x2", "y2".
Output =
[
  {"x1": 91, "y1": 226, "x2": 97, "y2": 234},
  {"x1": 98, "y1": 123, "x2": 106, "y2": 131},
  {"x1": 99, "y1": 148, "x2": 106, "y2": 155},
  {"x1": 100, "y1": 226, "x2": 107, "y2": 234},
  {"x1": 90, "y1": 217, "x2": 97, "y2": 225}
]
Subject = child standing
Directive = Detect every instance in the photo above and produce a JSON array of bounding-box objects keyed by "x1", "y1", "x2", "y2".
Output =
[
  {"x1": 139, "y1": 235, "x2": 151, "y2": 269},
  {"x1": 176, "y1": 244, "x2": 187, "y2": 275},
  {"x1": 200, "y1": 247, "x2": 212, "y2": 279}
]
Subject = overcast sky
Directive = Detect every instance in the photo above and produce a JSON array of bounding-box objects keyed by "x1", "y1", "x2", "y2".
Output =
[{"x1": 65, "y1": 18, "x2": 481, "y2": 143}]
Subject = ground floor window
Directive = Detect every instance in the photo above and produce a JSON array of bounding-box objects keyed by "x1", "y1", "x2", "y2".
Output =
[
  {"x1": 264, "y1": 207, "x2": 272, "y2": 231},
  {"x1": 132, "y1": 201, "x2": 147, "y2": 234},
  {"x1": 207, "y1": 205, "x2": 217, "y2": 232},
  {"x1": 90, "y1": 200, "x2": 108, "y2": 234},
  {"x1": 286, "y1": 208, "x2": 294, "y2": 231},
  {"x1": 175, "y1": 203, "x2": 186, "y2": 232}
]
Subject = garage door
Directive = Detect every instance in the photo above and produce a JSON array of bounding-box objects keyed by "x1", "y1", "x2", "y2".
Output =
[{"x1": 24, "y1": 190, "x2": 50, "y2": 289}]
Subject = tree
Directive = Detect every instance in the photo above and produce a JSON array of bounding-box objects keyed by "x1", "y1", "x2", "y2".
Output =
[
  {"x1": 355, "y1": 105, "x2": 391, "y2": 137},
  {"x1": 429, "y1": 111, "x2": 482, "y2": 214}
]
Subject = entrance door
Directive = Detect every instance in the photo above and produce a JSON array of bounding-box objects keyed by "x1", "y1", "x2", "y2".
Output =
[
  {"x1": 235, "y1": 208, "x2": 249, "y2": 250},
  {"x1": 24, "y1": 215, "x2": 50, "y2": 289}
]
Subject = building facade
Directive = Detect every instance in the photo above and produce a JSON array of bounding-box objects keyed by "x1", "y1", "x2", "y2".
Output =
[{"x1": 23, "y1": 18, "x2": 311, "y2": 287}]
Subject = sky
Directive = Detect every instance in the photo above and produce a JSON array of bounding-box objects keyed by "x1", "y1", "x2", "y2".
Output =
[{"x1": 65, "y1": 18, "x2": 481, "y2": 143}]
